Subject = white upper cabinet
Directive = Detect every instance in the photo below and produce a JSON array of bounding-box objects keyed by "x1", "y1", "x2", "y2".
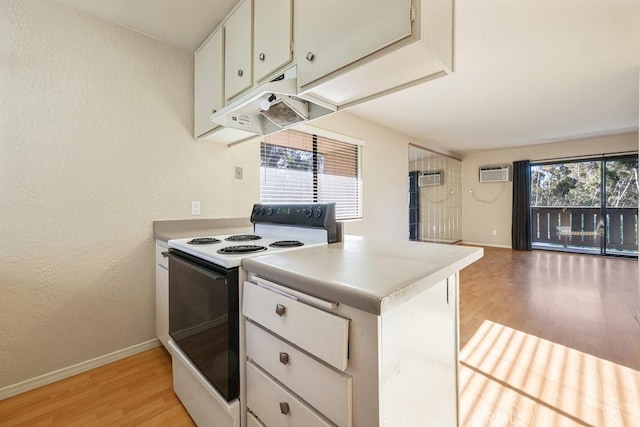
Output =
[
  {"x1": 194, "y1": 28, "x2": 224, "y2": 138},
  {"x1": 195, "y1": 0, "x2": 454, "y2": 143},
  {"x1": 295, "y1": 0, "x2": 454, "y2": 109},
  {"x1": 253, "y1": 0, "x2": 293, "y2": 83},
  {"x1": 225, "y1": 0, "x2": 253, "y2": 100},
  {"x1": 295, "y1": 0, "x2": 412, "y2": 89}
]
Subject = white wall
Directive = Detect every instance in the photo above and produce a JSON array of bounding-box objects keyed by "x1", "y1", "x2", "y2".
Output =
[
  {"x1": 0, "y1": 0, "x2": 259, "y2": 389},
  {"x1": 461, "y1": 133, "x2": 638, "y2": 247},
  {"x1": 308, "y1": 112, "x2": 416, "y2": 241},
  {"x1": 0, "y1": 1, "x2": 421, "y2": 390}
]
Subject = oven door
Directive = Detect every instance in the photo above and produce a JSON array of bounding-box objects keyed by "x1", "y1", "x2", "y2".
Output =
[{"x1": 166, "y1": 249, "x2": 239, "y2": 402}]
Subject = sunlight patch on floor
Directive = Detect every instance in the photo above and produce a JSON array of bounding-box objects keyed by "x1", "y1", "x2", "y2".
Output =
[{"x1": 459, "y1": 320, "x2": 640, "y2": 426}]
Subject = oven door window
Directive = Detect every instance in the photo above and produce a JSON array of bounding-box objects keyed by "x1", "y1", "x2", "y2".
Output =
[{"x1": 168, "y1": 253, "x2": 239, "y2": 401}]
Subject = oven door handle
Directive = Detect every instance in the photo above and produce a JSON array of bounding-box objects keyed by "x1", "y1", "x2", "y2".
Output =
[{"x1": 164, "y1": 251, "x2": 227, "y2": 281}]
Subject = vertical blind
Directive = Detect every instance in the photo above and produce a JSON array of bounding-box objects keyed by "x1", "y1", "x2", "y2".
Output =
[{"x1": 260, "y1": 129, "x2": 362, "y2": 220}]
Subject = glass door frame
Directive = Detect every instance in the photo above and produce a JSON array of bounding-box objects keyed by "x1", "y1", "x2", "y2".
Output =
[
  {"x1": 602, "y1": 155, "x2": 638, "y2": 257},
  {"x1": 530, "y1": 154, "x2": 638, "y2": 258}
]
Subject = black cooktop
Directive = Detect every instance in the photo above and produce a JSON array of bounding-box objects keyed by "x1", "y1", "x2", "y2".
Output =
[
  {"x1": 225, "y1": 234, "x2": 262, "y2": 242},
  {"x1": 269, "y1": 240, "x2": 304, "y2": 248},
  {"x1": 187, "y1": 237, "x2": 221, "y2": 245},
  {"x1": 217, "y1": 245, "x2": 268, "y2": 255}
]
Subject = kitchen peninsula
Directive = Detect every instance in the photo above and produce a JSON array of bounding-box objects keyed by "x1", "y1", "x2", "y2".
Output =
[{"x1": 241, "y1": 236, "x2": 483, "y2": 427}]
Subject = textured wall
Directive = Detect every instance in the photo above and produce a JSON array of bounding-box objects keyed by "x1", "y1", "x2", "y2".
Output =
[
  {"x1": 0, "y1": 0, "x2": 259, "y2": 389},
  {"x1": 461, "y1": 133, "x2": 638, "y2": 247}
]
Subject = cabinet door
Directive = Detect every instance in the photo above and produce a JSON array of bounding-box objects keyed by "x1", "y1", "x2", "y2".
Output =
[
  {"x1": 295, "y1": 0, "x2": 412, "y2": 88},
  {"x1": 194, "y1": 29, "x2": 224, "y2": 138},
  {"x1": 225, "y1": 0, "x2": 253, "y2": 100},
  {"x1": 253, "y1": 0, "x2": 292, "y2": 83},
  {"x1": 380, "y1": 278, "x2": 458, "y2": 426},
  {"x1": 155, "y1": 262, "x2": 169, "y2": 348}
]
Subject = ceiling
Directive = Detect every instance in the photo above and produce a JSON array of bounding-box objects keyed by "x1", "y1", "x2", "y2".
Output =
[
  {"x1": 55, "y1": 0, "x2": 238, "y2": 52},
  {"x1": 56, "y1": 0, "x2": 640, "y2": 155}
]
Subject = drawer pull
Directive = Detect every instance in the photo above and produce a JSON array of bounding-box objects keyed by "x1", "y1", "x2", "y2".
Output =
[
  {"x1": 279, "y1": 402, "x2": 290, "y2": 415},
  {"x1": 279, "y1": 352, "x2": 290, "y2": 365},
  {"x1": 237, "y1": 69, "x2": 244, "y2": 77},
  {"x1": 275, "y1": 303, "x2": 286, "y2": 317},
  {"x1": 258, "y1": 52, "x2": 265, "y2": 61}
]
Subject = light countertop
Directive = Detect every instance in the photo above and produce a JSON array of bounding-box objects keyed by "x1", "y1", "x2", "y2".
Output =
[
  {"x1": 153, "y1": 217, "x2": 252, "y2": 242},
  {"x1": 242, "y1": 236, "x2": 483, "y2": 315}
]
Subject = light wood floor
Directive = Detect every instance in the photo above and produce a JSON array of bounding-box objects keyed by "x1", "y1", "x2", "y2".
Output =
[
  {"x1": 0, "y1": 346, "x2": 195, "y2": 426},
  {"x1": 1, "y1": 247, "x2": 639, "y2": 426},
  {"x1": 458, "y1": 247, "x2": 640, "y2": 426}
]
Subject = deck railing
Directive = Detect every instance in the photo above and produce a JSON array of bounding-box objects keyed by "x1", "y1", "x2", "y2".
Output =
[{"x1": 531, "y1": 206, "x2": 638, "y2": 254}]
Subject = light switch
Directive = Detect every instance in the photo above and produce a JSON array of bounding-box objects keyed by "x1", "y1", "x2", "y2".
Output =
[
  {"x1": 235, "y1": 167, "x2": 243, "y2": 179},
  {"x1": 191, "y1": 201, "x2": 201, "y2": 215}
]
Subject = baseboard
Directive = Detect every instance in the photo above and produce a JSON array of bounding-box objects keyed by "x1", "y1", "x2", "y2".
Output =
[
  {"x1": 461, "y1": 241, "x2": 512, "y2": 249},
  {"x1": 0, "y1": 338, "x2": 161, "y2": 401}
]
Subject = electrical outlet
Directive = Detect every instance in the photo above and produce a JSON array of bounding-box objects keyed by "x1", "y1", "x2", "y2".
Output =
[
  {"x1": 191, "y1": 201, "x2": 201, "y2": 215},
  {"x1": 235, "y1": 167, "x2": 243, "y2": 180},
  {"x1": 492, "y1": 229, "x2": 497, "y2": 236}
]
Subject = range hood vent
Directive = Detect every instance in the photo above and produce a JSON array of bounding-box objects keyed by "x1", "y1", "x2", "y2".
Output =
[{"x1": 210, "y1": 66, "x2": 335, "y2": 139}]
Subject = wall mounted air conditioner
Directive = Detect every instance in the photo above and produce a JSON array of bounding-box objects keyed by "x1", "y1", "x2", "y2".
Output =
[
  {"x1": 418, "y1": 171, "x2": 444, "y2": 187},
  {"x1": 479, "y1": 165, "x2": 512, "y2": 183}
]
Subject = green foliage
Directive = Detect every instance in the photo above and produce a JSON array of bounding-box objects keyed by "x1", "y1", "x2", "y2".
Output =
[
  {"x1": 531, "y1": 158, "x2": 638, "y2": 208},
  {"x1": 605, "y1": 158, "x2": 639, "y2": 208},
  {"x1": 261, "y1": 143, "x2": 314, "y2": 171}
]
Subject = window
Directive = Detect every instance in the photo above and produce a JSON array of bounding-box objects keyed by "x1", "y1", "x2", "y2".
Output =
[
  {"x1": 260, "y1": 129, "x2": 362, "y2": 220},
  {"x1": 530, "y1": 155, "x2": 638, "y2": 256}
]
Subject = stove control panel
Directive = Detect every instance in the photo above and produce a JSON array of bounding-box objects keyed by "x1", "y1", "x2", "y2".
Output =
[{"x1": 250, "y1": 203, "x2": 337, "y2": 242}]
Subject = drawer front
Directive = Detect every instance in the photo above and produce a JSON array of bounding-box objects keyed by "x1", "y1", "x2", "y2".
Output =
[
  {"x1": 243, "y1": 281, "x2": 349, "y2": 371},
  {"x1": 168, "y1": 340, "x2": 241, "y2": 427},
  {"x1": 247, "y1": 361, "x2": 333, "y2": 427},
  {"x1": 155, "y1": 242, "x2": 168, "y2": 269},
  {"x1": 247, "y1": 322, "x2": 352, "y2": 427}
]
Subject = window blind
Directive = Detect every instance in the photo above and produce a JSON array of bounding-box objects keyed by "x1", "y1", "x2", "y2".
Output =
[{"x1": 260, "y1": 129, "x2": 362, "y2": 220}]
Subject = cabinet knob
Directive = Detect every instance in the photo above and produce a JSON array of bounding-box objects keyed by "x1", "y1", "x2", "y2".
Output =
[
  {"x1": 275, "y1": 304, "x2": 286, "y2": 317},
  {"x1": 305, "y1": 51, "x2": 314, "y2": 62},
  {"x1": 237, "y1": 69, "x2": 243, "y2": 77},
  {"x1": 279, "y1": 402, "x2": 290, "y2": 415},
  {"x1": 258, "y1": 52, "x2": 265, "y2": 61},
  {"x1": 279, "y1": 352, "x2": 290, "y2": 365},
  {"x1": 211, "y1": 109, "x2": 217, "y2": 114}
]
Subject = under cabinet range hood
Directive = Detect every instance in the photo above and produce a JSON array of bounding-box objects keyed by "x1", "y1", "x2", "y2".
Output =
[{"x1": 210, "y1": 66, "x2": 336, "y2": 140}]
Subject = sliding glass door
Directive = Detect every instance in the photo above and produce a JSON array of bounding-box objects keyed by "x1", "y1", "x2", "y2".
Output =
[
  {"x1": 530, "y1": 156, "x2": 637, "y2": 257},
  {"x1": 604, "y1": 157, "x2": 639, "y2": 255}
]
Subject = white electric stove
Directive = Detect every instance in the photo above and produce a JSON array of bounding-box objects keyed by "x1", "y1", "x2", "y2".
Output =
[
  {"x1": 168, "y1": 224, "x2": 334, "y2": 268},
  {"x1": 165, "y1": 203, "x2": 338, "y2": 427}
]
